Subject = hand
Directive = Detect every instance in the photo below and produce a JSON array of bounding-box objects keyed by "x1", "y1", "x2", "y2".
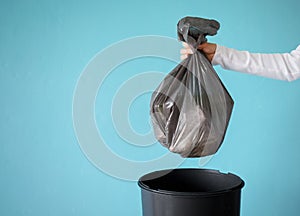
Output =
[
  {"x1": 180, "y1": 42, "x2": 217, "y2": 62},
  {"x1": 180, "y1": 42, "x2": 194, "y2": 60}
]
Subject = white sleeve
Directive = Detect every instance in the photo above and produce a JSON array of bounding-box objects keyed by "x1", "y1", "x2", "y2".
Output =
[{"x1": 211, "y1": 45, "x2": 300, "y2": 81}]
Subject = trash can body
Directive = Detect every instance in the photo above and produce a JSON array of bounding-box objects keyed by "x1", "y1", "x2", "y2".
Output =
[{"x1": 138, "y1": 169, "x2": 244, "y2": 216}]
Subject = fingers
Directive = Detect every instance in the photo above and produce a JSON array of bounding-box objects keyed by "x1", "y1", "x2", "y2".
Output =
[
  {"x1": 180, "y1": 48, "x2": 193, "y2": 60},
  {"x1": 180, "y1": 48, "x2": 193, "y2": 55},
  {"x1": 181, "y1": 42, "x2": 216, "y2": 62},
  {"x1": 182, "y1": 42, "x2": 190, "y2": 48},
  {"x1": 180, "y1": 54, "x2": 189, "y2": 60},
  {"x1": 180, "y1": 42, "x2": 193, "y2": 60}
]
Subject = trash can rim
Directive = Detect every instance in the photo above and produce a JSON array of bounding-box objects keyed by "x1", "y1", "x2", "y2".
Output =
[{"x1": 138, "y1": 168, "x2": 245, "y2": 197}]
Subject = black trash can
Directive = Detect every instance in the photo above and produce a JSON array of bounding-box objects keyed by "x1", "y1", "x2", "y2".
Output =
[{"x1": 138, "y1": 168, "x2": 244, "y2": 216}]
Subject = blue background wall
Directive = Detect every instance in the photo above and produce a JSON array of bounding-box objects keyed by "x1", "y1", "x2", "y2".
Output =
[{"x1": 1, "y1": 0, "x2": 300, "y2": 215}]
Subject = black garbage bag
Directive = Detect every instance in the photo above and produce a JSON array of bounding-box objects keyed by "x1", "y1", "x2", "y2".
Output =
[{"x1": 150, "y1": 17, "x2": 234, "y2": 158}]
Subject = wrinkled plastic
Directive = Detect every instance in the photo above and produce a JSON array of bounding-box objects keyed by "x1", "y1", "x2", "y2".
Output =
[{"x1": 150, "y1": 17, "x2": 234, "y2": 157}]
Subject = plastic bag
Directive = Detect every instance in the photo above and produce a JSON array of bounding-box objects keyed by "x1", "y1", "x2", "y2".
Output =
[{"x1": 150, "y1": 17, "x2": 234, "y2": 157}]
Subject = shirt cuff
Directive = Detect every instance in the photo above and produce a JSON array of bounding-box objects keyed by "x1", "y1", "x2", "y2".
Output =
[{"x1": 211, "y1": 44, "x2": 224, "y2": 66}]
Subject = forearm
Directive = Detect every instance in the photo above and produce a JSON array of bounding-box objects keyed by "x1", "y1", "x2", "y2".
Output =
[{"x1": 212, "y1": 45, "x2": 300, "y2": 81}]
